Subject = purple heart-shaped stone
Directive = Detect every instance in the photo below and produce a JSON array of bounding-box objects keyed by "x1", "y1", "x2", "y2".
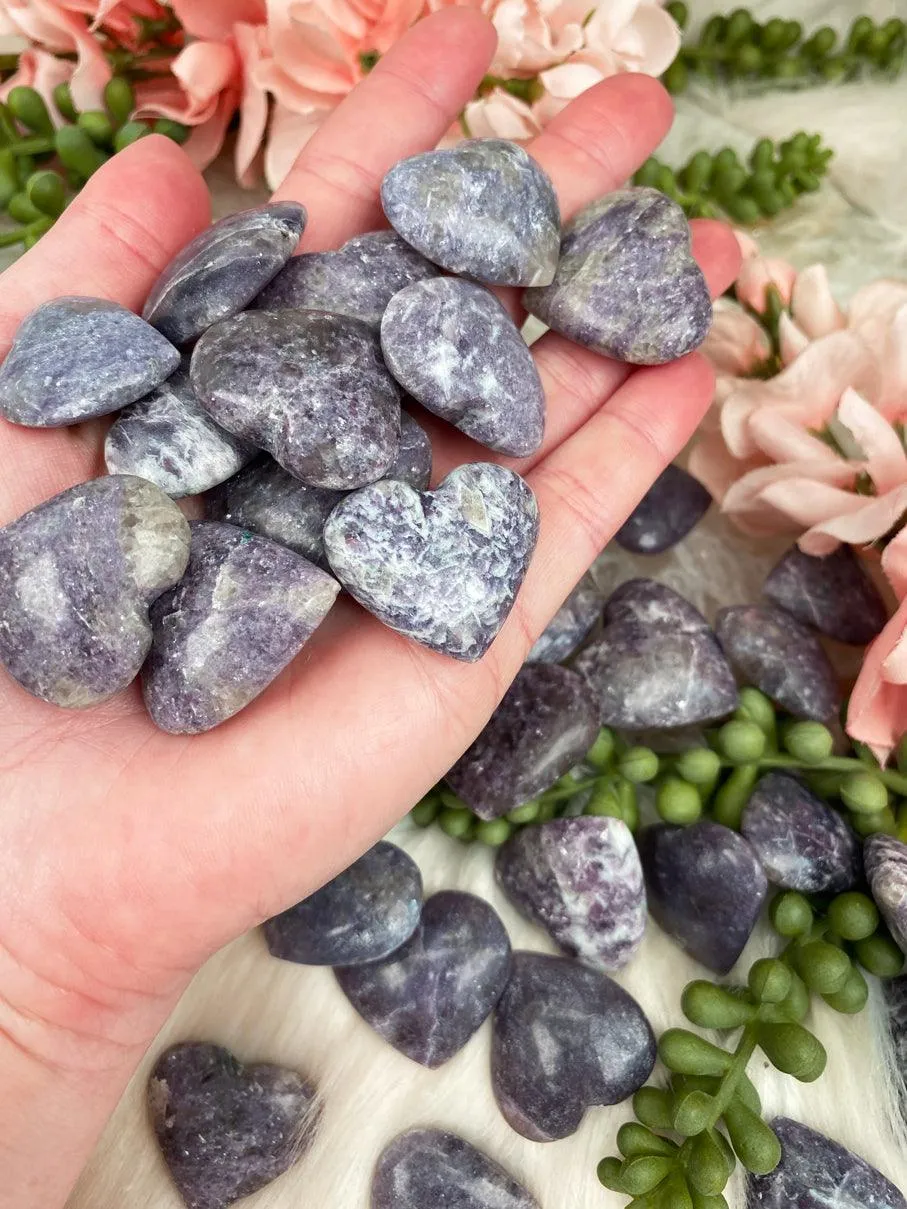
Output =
[
  {"x1": 527, "y1": 572, "x2": 601, "y2": 663},
  {"x1": 763, "y1": 544, "x2": 889, "y2": 646},
  {"x1": 372, "y1": 1129, "x2": 539, "y2": 1209},
  {"x1": 614, "y1": 464, "x2": 712, "y2": 554}
]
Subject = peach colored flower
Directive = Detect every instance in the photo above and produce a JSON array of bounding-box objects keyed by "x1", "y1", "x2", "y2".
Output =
[
  {"x1": 169, "y1": 0, "x2": 266, "y2": 41},
  {"x1": 702, "y1": 297, "x2": 773, "y2": 402},
  {"x1": 847, "y1": 589, "x2": 907, "y2": 765},
  {"x1": 0, "y1": 0, "x2": 111, "y2": 106},
  {"x1": 0, "y1": 44, "x2": 72, "y2": 113},
  {"x1": 735, "y1": 252, "x2": 797, "y2": 315}
]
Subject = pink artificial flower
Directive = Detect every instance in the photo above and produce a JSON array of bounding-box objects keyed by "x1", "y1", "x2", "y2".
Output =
[
  {"x1": 0, "y1": 0, "x2": 111, "y2": 107},
  {"x1": 169, "y1": 0, "x2": 266, "y2": 41},
  {"x1": 0, "y1": 44, "x2": 72, "y2": 113},
  {"x1": 847, "y1": 591, "x2": 907, "y2": 765},
  {"x1": 701, "y1": 297, "x2": 772, "y2": 401},
  {"x1": 735, "y1": 252, "x2": 797, "y2": 315}
]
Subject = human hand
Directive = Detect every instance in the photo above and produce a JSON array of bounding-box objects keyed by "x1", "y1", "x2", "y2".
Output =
[{"x1": 0, "y1": 9, "x2": 739, "y2": 1207}]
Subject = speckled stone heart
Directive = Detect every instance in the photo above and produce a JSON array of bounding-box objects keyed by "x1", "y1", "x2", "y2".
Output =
[
  {"x1": 526, "y1": 572, "x2": 601, "y2": 663},
  {"x1": 614, "y1": 464, "x2": 712, "y2": 555},
  {"x1": 324, "y1": 463, "x2": 539, "y2": 661},
  {"x1": 381, "y1": 139, "x2": 560, "y2": 287},
  {"x1": 763, "y1": 544, "x2": 889, "y2": 645},
  {"x1": 524, "y1": 187, "x2": 712, "y2": 365},
  {"x1": 865, "y1": 834, "x2": 907, "y2": 955},
  {"x1": 372, "y1": 1129, "x2": 540, "y2": 1209},
  {"x1": 149, "y1": 1042, "x2": 319, "y2": 1209}
]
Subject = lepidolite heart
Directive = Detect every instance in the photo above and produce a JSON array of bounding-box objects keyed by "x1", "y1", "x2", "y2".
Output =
[
  {"x1": 524, "y1": 187, "x2": 712, "y2": 365},
  {"x1": 491, "y1": 951, "x2": 656, "y2": 1141},
  {"x1": 865, "y1": 834, "x2": 907, "y2": 954},
  {"x1": 526, "y1": 572, "x2": 601, "y2": 663},
  {"x1": 335, "y1": 890, "x2": 511, "y2": 1068},
  {"x1": 763, "y1": 544, "x2": 889, "y2": 645},
  {"x1": 372, "y1": 1129, "x2": 539, "y2": 1209},
  {"x1": 614, "y1": 464, "x2": 712, "y2": 554},
  {"x1": 324, "y1": 463, "x2": 539, "y2": 661},
  {"x1": 149, "y1": 1042, "x2": 320, "y2": 1209}
]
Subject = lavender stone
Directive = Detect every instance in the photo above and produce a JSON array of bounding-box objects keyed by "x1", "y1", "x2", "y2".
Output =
[
  {"x1": 886, "y1": 976, "x2": 907, "y2": 1116},
  {"x1": 741, "y1": 772, "x2": 861, "y2": 893},
  {"x1": 0, "y1": 297, "x2": 179, "y2": 427},
  {"x1": 143, "y1": 202, "x2": 306, "y2": 346},
  {"x1": 640, "y1": 821, "x2": 767, "y2": 973},
  {"x1": 372, "y1": 1129, "x2": 539, "y2": 1209},
  {"x1": 524, "y1": 187, "x2": 712, "y2": 365},
  {"x1": 149, "y1": 1042, "x2": 319, "y2": 1209},
  {"x1": 191, "y1": 309, "x2": 401, "y2": 490},
  {"x1": 255, "y1": 229, "x2": 438, "y2": 329},
  {"x1": 747, "y1": 1117, "x2": 906, "y2": 1209},
  {"x1": 495, "y1": 817, "x2": 646, "y2": 969},
  {"x1": 446, "y1": 664, "x2": 600, "y2": 819},
  {"x1": 865, "y1": 834, "x2": 907, "y2": 955},
  {"x1": 381, "y1": 278, "x2": 544, "y2": 457},
  {"x1": 143, "y1": 522, "x2": 339, "y2": 734},
  {"x1": 527, "y1": 572, "x2": 601, "y2": 662},
  {"x1": 575, "y1": 579, "x2": 737, "y2": 730},
  {"x1": 263, "y1": 841, "x2": 422, "y2": 966},
  {"x1": 492, "y1": 951, "x2": 656, "y2": 1142},
  {"x1": 614, "y1": 464, "x2": 712, "y2": 554},
  {"x1": 716, "y1": 604, "x2": 841, "y2": 722},
  {"x1": 764, "y1": 544, "x2": 889, "y2": 645},
  {"x1": 324, "y1": 463, "x2": 539, "y2": 661},
  {"x1": 0, "y1": 476, "x2": 189, "y2": 708},
  {"x1": 335, "y1": 890, "x2": 511, "y2": 1068},
  {"x1": 381, "y1": 139, "x2": 560, "y2": 287},
  {"x1": 388, "y1": 411, "x2": 433, "y2": 490}
]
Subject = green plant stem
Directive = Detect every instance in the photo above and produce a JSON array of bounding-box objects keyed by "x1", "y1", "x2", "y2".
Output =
[
  {"x1": 6, "y1": 136, "x2": 55, "y2": 156},
  {"x1": 705, "y1": 1024, "x2": 759, "y2": 1126}
]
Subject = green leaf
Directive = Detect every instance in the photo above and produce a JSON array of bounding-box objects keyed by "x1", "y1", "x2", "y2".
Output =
[
  {"x1": 681, "y1": 981, "x2": 756, "y2": 1029},
  {"x1": 633, "y1": 1086, "x2": 676, "y2": 1131},
  {"x1": 597, "y1": 1156, "x2": 628, "y2": 1192},
  {"x1": 618, "y1": 1123, "x2": 678, "y2": 1159},
  {"x1": 721, "y1": 1101, "x2": 782, "y2": 1175},
  {"x1": 659, "y1": 1030, "x2": 732, "y2": 1077},
  {"x1": 757, "y1": 1022, "x2": 827, "y2": 1081},
  {"x1": 748, "y1": 958, "x2": 792, "y2": 1004},
  {"x1": 795, "y1": 940, "x2": 852, "y2": 994},
  {"x1": 686, "y1": 1130, "x2": 732, "y2": 1196},
  {"x1": 822, "y1": 964, "x2": 869, "y2": 1014},
  {"x1": 621, "y1": 1155, "x2": 675, "y2": 1196},
  {"x1": 673, "y1": 1089, "x2": 716, "y2": 1137}
]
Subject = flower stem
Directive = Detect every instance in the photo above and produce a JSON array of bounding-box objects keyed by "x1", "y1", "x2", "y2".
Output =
[{"x1": 706, "y1": 1023, "x2": 759, "y2": 1127}]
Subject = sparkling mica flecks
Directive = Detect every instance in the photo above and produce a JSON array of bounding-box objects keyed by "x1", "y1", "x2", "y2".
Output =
[
  {"x1": 526, "y1": 572, "x2": 602, "y2": 663},
  {"x1": 143, "y1": 522, "x2": 340, "y2": 734},
  {"x1": 763, "y1": 544, "x2": 889, "y2": 646},
  {"x1": 523, "y1": 187, "x2": 712, "y2": 365},
  {"x1": 716, "y1": 604, "x2": 841, "y2": 722},
  {"x1": 323, "y1": 463, "x2": 539, "y2": 662},
  {"x1": 741, "y1": 772, "x2": 862, "y2": 894},
  {"x1": 574, "y1": 579, "x2": 738, "y2": 730},
  {"x1": 0, "y1": 296, "x2": 180, "y2": 427},
  {"x1": 262, "y1": 842, "x2": 422, "y2": 967},
  {"x1": 0, "y1": 476, "x2": 189, "y2": 708},
  {"x1": 143, "y1": 202, "x2": 307, "y2": 346},
  {"x1": 381, "y1": 138, "x2": 560, "y2": 287},
  {"x1": 614, "y1": 464, "x2": 712, "y2": 555},
  {"x1": 371, "y1": 1129, "x2": 540, "y2": 1209},
  {"x1": 380, "y1": 277, "x2": 545, "y2": 457},
  {"x1": 865, "y1": 834, "x2": 907, "y2": 955},
  {"x1": 446, "y1": 664, "x2": 600, "y2": 820},
  {"x1": 495, "y1": 817, "x2": 647, "y2": 970},
  {"x1": 639, "y1": 820, "x2": 768, "y2": 974},
  {"x1": 491, "y1": 951, "x2": 656, "y2": 1142},
  {"x1": 149, "y1": 1042, "x2": 320, "y2": 1209},
  {"x1": 334, "y1": 890, "x2": 512, "y2": 1069}
]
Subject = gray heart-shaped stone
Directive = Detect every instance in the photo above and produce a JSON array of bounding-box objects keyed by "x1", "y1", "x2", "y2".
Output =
[
  {"x1": 614, "y1": 464, "x2": 712, "y2": 554},
  {"x1": 865, "y1": 834, "x2": 907, "y2": 955},
  {"x1": 324, "y1": 463, "x2": 539, "y2": 661},
  {"x1": 763, "y1": 544, "x2": 889, "y2": 645},
  {"x1": 372, "y1": 1129, "x2": 539, "y2": 1209},
  {"x1": 524, "y1": 187, "x2": 712, "y2": 365},
  {"x1": 526, "y1": 572, "x2": 601, "y2": 663},
  {"x1": 381, "y1": 139, "x2": 560, "y2": 286}
]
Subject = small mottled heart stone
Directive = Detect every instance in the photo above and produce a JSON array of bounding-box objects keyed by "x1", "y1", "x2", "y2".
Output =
[
  {"x1": 0, "y1": 476, "x2": 189, "y2": 708},
  {"x1": 865, "y1": 834, "x2": 907, "y2": 955},
  {"x1": 614, "y1": 464, "x2": 712, "y2": 554},
  {"x1": 575, "y1": 579, "x2": 737, "y2": 730},
  {"x1": 372, "y1": 1129, "x2": 539, "y2": 1209},
  {"x1": 0, "y1": 297, "x2": 180, "y2": 427},
  {"x1": 524, "y1": 187, "x2": 712, "y2": 365},
  {"x1": 741, "y1": 772, "x2": 861, "y2": 893},
  {"x1": 640, "y1": 821, "x2": 767, "y2": 973},
  {"x1": 105, "y1": 367, "x2": 255, "y2": 497},
  {"x1": 747, "y1": 1117, "x2": 906, "y2": 1209},
  {"x1": 143, "y1": 522, "x2": 339, "y2": 734},
  {"x1": 254, "y1": 230, "x2": 438, "y2": 329},
  {"x1": 763, "y1": 544, "x2": 889, "y2": 645},
  {"x1": 492, "y1": 951, "x2": 656, "y2": 1141},
  {"x1": 526, "y1": 572, "x2": 601, "y2": 663},
  {"x1": 495, "y1": 817, "x2": 646, "y2": 969},
  {"x1": 324, "y1": 463, "x2": 539, "y2": 661},
  {"x1": 335, "y1": 890, "x2": 511, "y2": 1068},
  {"x1": 149, "y1": 1042, "x2": 319, "y2": 1209},
  {"x1": 381, "y1": 138, "x2": 560, "y2": 287},
  {"x1": 191, "y1": 309, "x2": 402, "y2": 489},
  {"x1": 381, "y1": 278, "x2": 544, "y2": 456},
  {"x1": 263, "y1": 842, "x2": 422, "y2": 966},
  {"x1": 143, "y1": 202, "x2": 306, "y2": 346},
  {"x1": 446, "y1": 664, "x2": 600, "y2": 819},
  {"x1": 716, "y1": 604, "x2": 841, "y2": 722}
]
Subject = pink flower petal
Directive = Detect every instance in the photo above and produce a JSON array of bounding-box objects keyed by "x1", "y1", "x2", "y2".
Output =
[
  {"x1": 847, "y1": 594, "x2": 907, "y2": 763},
  {"x1": 796, "y1": 485, "x2": 907, "y2": 554},
  {"x1": 835, "y1": 386, "x2": 907, "y2": 494},
  {"x1": 539, "y1": 60, "x2": 604, "y2": 99},
  {"x1": 790, "y1": 264, "x2": 845, "y2": 340},
  {"x1": 848, "y1": 278, "x2": 907, "y2": 354},
  {"x1": 688, "y1": 427, "x2": 762, "y2": 504},
  {"x1": 609, "y1": 3, "x2": 682, "y2": 76},
  {"x1": 883, "y1": 527, "x2": 907, "y2": 600},
  {"x1": 732, "y1": 228, "x2": 760, "y2": 260},
  {"x1": 234, "y1": 21, "x2": 270, "y2": 186},
  {"x1": 778, "y1": 312, "x2": 810, "y2": 365},
  {"x1": 721, "y1": 460, "x2": 857, "y2": 536},
  {"x1": 747, "y1": 409, "x2": 840, "y2": 464},
  {"x1": 181, "y1": 85, "x2": 238, "y2": 171},
  {"x1": 0, "y1": 46, "x2": 71, "y2": 115},
  {"x1": 736, "y1": 255, "x2": 797, "y2": 313},
  {"x1": 133, "y1": 41, "x2": 237, "y2": 124},
  {"x1": 169, "y1": 0, "x2": 266, "y2": 40},
  {"x1": 701, "y1": 298, "x2": 772, "y2": 375},
  {"x1": 876, "y1": 304, "x2": 907, "y2": 422},
  {"x1": 265, "y1": 101, "x2": 329, "y2": 190},
  {"x1": 464, "y1": 89, "x2": 540, "y2": 139}
]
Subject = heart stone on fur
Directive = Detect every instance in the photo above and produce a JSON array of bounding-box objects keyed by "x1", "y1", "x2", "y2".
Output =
[
  {"x1": 763, "y1": 544, "x2": 889, "y2": 645},
  {"x1": 526, "y1": 573, "x2": 601, "y2": 663},
  {"x1": 0, "y1": 297, "x2": 180, "y2": 427},
  {"x1": 143, "y1": 522, "x2": 339, "y2": 734},
  {"x1": 491, "y1": 951, "x2": 656, "y2": 1142},
  {"x1": 149, "y1": 1042, "x2": 319, "y2": 1209},
  {"x1": 865, "y1": 834, "x2": 907, "y2": 955},
  {"x1": 381, "y1": 139, "x2": 560, "y2": 287},
  {"x1": 614, "y1": 464, "x2": 712, "y2": 554},
  {"x1": 381, "y1": 277, "x2": 544, "y2": 456},
  {"x1": 0, "y1": 476, "x2": 189, "y2": 707},
  {"x1": 263, "y1": 842, "x2": 422, "y2": 967},
  {"x1": 323, "y1": 463, "x2": 539, "y2": 661},
  {"x1": 335, "y1": 890, "x2": 511, "y2": 1068},
  {"x1": 143, "y1": 202, "x2": 306, "y2": 346},
  {"x1": 191, "y1": 309, "x2": 402, "y2": 490},
  {"x1": 524, "y1": 187, "x2": 712, "y2": 365},
  {"x1": 372, "y1": 1129, "x2": 539, "y2": 1209}
]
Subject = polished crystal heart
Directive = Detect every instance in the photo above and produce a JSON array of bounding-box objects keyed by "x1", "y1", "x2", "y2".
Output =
[
  {"x1": 526, "y1": 572, "x2": 601, "y2": 663},
  {"x1": 335, "y1": 890, "x2": 511, "y2": 1068},
  {"x1": 372, "y1": 1129, "x2": 539, "y2": 1209},
  {"x1": 524, "y1": 187, "x2": 712, "y2": 365},
  {"x1": 149, "y1": 1042, "x2": 319, "y2": 1209},
  {"x1": 763, "y1": 544, "x2": 889, "y2": 645},
  {"x1": 381, "y1": 138, "x2": 560, "y2": 286},
  {"x1": 614, "y1": 464, "x2": 712, "y2": 554},
  {"x1": 491, "y1": 951, "x2": 656, "y2": 1141},
  {"x1": 865, "y1": 834, "x2": 907, "y2": 955},
  {"x1": 324, "y1": 463, "x2": 539, "y2": 661}
]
